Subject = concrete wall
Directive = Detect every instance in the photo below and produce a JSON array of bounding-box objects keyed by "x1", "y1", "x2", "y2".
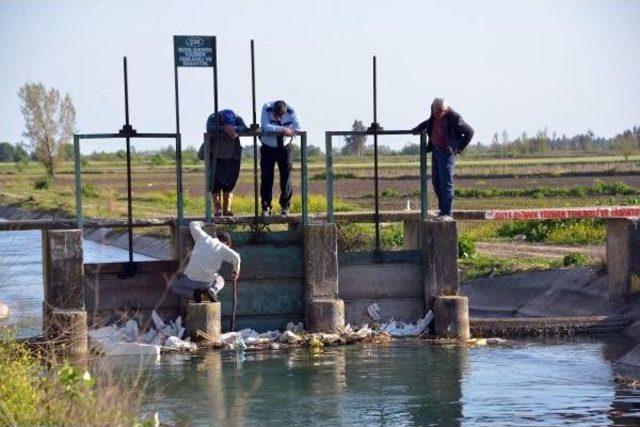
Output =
[
  {"x1": 339, "y1": 251, "x2": 425, "y2": 325},
  {"x1": 84, "y1": 230, "x2": 305, "y2": 332}
]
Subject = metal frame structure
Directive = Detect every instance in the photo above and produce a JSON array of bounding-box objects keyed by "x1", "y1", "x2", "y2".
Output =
[
  {"x1": 73, "y1": 57, "x2": 180, "y2": 267},
  {"x1": 201, "y1": 40, "x2": 309, "y2": 226},
  {"x1": 324, "y1": 57, "x2": 429, "y2": 253}
]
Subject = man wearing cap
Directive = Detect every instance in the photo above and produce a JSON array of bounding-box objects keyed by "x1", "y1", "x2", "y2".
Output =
[
  {"x1": 200, "y1": 109, "x2": 248, "y2": 216},
  {"x1": 259, "y1": 100, "x2": 302, "y2": 217},
  {"x1": 412, "y1": 98, "x2": 474, "y2": 221}
]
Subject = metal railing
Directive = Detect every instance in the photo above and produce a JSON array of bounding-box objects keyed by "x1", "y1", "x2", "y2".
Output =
[{"x1": 325, "y1": 129, "x2": 429, "y2": 252}]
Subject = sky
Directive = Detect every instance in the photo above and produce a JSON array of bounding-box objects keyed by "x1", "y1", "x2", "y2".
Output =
[{"x1": 1, "y1": 0, "x2": 639, "y2": 152}]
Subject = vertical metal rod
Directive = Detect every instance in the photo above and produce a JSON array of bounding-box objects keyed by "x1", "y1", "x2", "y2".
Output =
[
  {"x1": 420, "y1": 132, "x2": 428, "y2": 221},
  {"x1": 124, "y1": 57, "x2": 130, "y2": 126},
  {"x1": 325, "y1": 133, "x2": 334, "y2": 223},
  {"x1": 251, "y1": 39, "x2": 259, "y2": 221},
  {"x1": 207, "y1": 36, "x2": 220, "y2": 221},
  {"x1": 301, "y1": 133, "x2": 308, "y2": 226},
  {"x1": 123, "y1": 57, "x2": 134, "y2": 263},
  {"x1": 73, "y1": 135, "x2": 83, "y2": 228},
  {"x1": 372, "y1": 56, "x2": 380, "y2": 253},
  {"x1": 173, "y1": 36, "x2": 183, "y2": 256}
]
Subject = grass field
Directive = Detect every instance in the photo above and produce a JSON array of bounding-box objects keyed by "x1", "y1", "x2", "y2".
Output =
[{"x1": 1, "y1": 155, "x2": 638, "y2": 279}]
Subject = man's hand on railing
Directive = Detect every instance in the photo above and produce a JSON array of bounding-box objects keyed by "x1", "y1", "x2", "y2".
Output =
[
  {"x1": 223, "y1": 125, "x2": 238, "y2": 138},
  {"x1": 282, "y1": 127, "x2": 295, "y2": 137}
]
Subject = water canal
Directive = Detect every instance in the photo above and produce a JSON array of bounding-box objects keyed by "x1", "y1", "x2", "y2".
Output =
[{"x1": 2, "y1": 227, "x2": 640, "y2": 425}]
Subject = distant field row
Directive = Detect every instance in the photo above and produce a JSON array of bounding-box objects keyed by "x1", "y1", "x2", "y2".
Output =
[{"x1": 1, "y1": 155, "x2": 638, "y2": 176}]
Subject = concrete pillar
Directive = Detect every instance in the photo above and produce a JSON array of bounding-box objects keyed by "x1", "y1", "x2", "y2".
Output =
[
  {"x1": 186, "y1": 302, "x2": 221, "y2": 342},
  {"x1": 607, "y1": 218, "x2": 640, "y2": 303},
  {"x1": 42, "y1": 229, "x2": 84, "y2": 312},
  {"x1": 304, "y1": 223, "x2": 339, "y2": 301},
  {"x1": 306, "y1": 298, "x2": 345, "y2": 332},
  {"x1": 403, "y1": 219, "x2": 421, "y2": 250},
  {"x1": 47, "y1": 309, "x2": 88, "y2": 359},
  {"x1": 303, "y1": 223, "x2": 345, "y2": 332},
  {"x1": 433, "y1": 296, "x2": 470, "y2": 340},
  {"x1": 421, "y1": 220, "x2": 459, "y2": 306}
]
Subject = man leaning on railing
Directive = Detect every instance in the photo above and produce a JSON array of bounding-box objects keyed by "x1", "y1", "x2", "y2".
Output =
[{"x1": 259, "y1": 100, "x2": 303, "y2": 218}]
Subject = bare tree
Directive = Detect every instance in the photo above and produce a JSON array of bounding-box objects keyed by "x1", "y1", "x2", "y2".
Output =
[
  {"x1": 614, "y1": 133, "x2": 638, "y2": 161},
  {"x1": 342, "y1": 120, "x2": 368, "y2": 156},
  {"x1": 18, "y1": 82, "x2": 76, "y2": 179}
]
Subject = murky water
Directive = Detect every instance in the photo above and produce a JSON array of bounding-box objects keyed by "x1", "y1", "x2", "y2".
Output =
[{"x1": 2, "y1": 227, "x2": 640, "y2": 425}]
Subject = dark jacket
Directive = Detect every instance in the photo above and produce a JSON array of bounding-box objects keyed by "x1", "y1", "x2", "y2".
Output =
[
  {"x1": 412, "y1": 109, "x2": 474, "y2": 152},
  {"x1": 199, "y1": 111, "x2": 248, "y2": 161}
]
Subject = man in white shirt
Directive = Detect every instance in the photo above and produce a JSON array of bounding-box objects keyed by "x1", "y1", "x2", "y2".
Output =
[
  {"x1": 170, "y1": 221, "x2": 241, "y2": 302},
  {"x1": 259, "y1": 100, "x2": 302, "y2": 217}
]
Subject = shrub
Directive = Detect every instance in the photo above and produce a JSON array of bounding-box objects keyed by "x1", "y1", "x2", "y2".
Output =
[
  {"x1": 82, "y1": 182, "x2": 100, "y2": 198},
  {"x1": 563, "y1": 252, "x2": 588, "y2": 267},
  {"x1": 458, "y1": 236, "x2": 477, "y2": 259},
  {"x1": 34, "y1": 176, "x2": 51, "y2": 190},
  {"x1": 0, "y1": 329, "x2": 152, "y2": 426}
]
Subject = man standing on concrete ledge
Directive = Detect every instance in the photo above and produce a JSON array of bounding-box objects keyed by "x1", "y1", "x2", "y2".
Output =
[
  {"x1": 260, "y1": 100, "x2": 303, "y2": 218},
  {"x1": 412, "y1": 98, "x2": 474, "y2": 221},
  {"x1": 170, "y1": 221, "x2": 240, "y2": 303}
]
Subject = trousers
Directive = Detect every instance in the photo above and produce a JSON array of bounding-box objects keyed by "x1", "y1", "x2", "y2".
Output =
[{"x1": 260, "y1": 144, "x2": 293, "y2": 210}]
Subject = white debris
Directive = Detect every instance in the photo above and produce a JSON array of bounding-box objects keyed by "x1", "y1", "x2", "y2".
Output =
[
  {"x1": 416, "y1": 311, "x2": 434, "y2": 335},
  {"x1": 280, "y1": 330, "x2": 302, "y2": 344},
  {"x1": 380, "y1": 312, "x2": 434, "y2": 337},
  {"x1": 165, "y1": 336, "x2": 197, "y2": 351},
  {"x1": 119, "y1": 319, "x2": 139, "y2": 342},
  {"x1": 367, "y1": 303, "x2": 381, "y2": 321},
  {"x1": 317, "y1": 333, "x2": 341, "y2": 344},
  {"x1": 89, "y1": 311, "x2": 197, "y2": 359},
  {"x1": 221, "y1": 332, "x2": 247, "y2": 350},
  {"x1": 286, "y1": 322, "x2": 304, "y2": 333},
  {"x1": 151, "y1": 310, "x2": 165, "y2": 330},
  {"x1": 352, "y1": 324, "x2": 373, "y2": 339}
]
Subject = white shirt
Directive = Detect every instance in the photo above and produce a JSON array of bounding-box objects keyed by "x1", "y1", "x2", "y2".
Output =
[{"x1": 183, "y1": 221, "x2": 241, "y2": 283}]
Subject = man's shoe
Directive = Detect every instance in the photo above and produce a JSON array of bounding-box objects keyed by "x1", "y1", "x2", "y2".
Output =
[
  {"x1": 206, "y1": 289, "x2": 219, "y2": 303},
  {"x1": 436, "y1": 215, "x2": 454, "y2": 222},
  {"x1": 281, "y1": 208, "x2": 290, "y2": 217},
  {"x1": 261, "y1": 208, "x2": 271, "y2": 219}
]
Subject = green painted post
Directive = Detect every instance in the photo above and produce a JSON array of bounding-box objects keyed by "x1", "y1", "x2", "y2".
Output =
[
  {"x1": 204, "y1": 134, "x2": 212, "y2": 221},
  {"x1": 325, "y1": 133, "x2": 334, "y2": 223},
  {"x1": 73, "y1": 135, "x2": 83, "y2": 227},
  {"x1": 420, "y1": 132, "x2": 428, "y2": 221},
  {"x1": 175, "y1": 133, "x2": 184, "y2": 226},
  {"x1": 301, "y1": 132, "x2": 308, "y2": 226}
]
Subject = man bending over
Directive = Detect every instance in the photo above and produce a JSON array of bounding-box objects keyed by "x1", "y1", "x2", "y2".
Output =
[{"x1": 170, "y1": 221, "x2": 240, "y2": 302}]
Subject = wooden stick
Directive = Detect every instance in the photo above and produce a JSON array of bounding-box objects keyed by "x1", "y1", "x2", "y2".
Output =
[{"x1": 231, "y1": 276, "x2": 238, "y2": 332}]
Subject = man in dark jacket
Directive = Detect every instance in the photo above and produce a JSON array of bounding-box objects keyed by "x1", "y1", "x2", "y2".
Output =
[
  {"x1": 412, "y1": 98, "x2": 474, "y2": 220},
  {"x1": 201, "y1": 109, "x2": 248, "y2": 216}
]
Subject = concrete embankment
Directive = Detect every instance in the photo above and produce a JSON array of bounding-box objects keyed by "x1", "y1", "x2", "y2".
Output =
[
  {"x1": 463, "y1": 267, "x2": 640, "y2": 379},
  {"x1": 0, "y1": 204, "x2": 171, "y2": 259}
]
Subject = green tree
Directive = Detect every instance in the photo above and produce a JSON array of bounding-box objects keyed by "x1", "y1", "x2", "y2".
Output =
[
  {"x1": 341, "y1": 120, "x2": 367, "y2": 156},
  {"x1": 18, "y1": 82, "x2": 76, "y2": 179},
  {"x1": 0, "y1": 142, "x2": 15, "y2": 162}
]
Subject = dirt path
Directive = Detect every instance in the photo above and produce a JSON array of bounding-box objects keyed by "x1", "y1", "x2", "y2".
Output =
[{"x1": 475, "y1": 241, "x2": 606, "y2": 260}]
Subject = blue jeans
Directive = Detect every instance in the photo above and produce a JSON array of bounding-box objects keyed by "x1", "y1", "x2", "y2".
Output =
[
  {"x1": 431, "y1": 149, "x2": 456, "y2": 216},
  {"x1": 170, "y1": 273, "x2": 224, "y2": 298}
]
